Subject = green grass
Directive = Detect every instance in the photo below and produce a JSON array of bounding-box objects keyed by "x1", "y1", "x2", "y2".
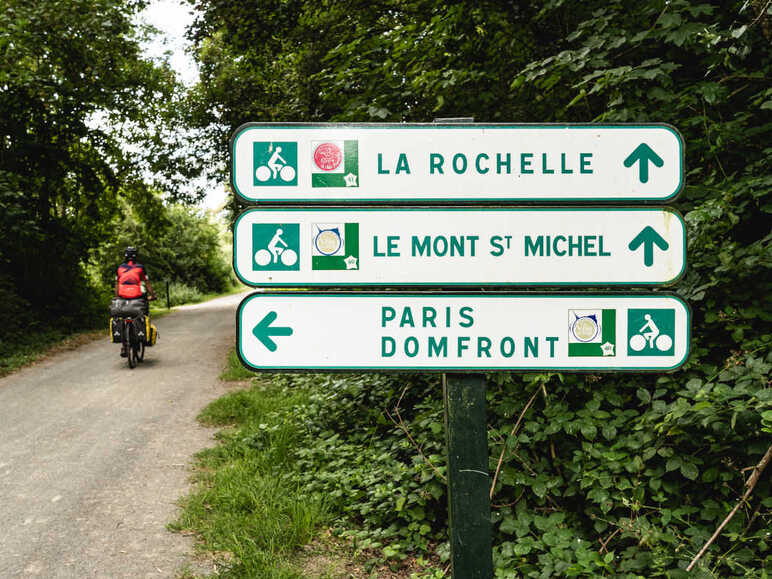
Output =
[
  {"x1": 153, "y1": 282, "x2": 246, "y2": 311},
  {"x1": 218, "y1": 348, "x2": 254, "y2": 382},
  {"x1": 171, "y1": 366, "x2": 329, "y2": 578}
]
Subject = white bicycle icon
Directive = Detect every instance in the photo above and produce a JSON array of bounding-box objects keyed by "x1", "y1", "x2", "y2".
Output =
[
  {"x1": 254, "y1": 228, "x2": 298, "y2": 267},
  {"x1": 255, "y1": 145, "x2": 296, "y2": 183},
  {"x1": 629, "y1": 314, "x2": 672, "y2": 352}
]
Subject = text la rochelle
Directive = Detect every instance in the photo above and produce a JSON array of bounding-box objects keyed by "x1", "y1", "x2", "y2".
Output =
[{"x1": 376, "y1": 152, "x2": 594, "y2": 176}]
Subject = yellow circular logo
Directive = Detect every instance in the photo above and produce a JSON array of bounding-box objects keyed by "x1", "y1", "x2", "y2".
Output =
[{"x1": 573, "y1": 317, "x2": 598, "y2": 341}]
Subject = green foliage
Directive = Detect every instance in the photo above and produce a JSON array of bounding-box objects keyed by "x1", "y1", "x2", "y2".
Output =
[
  {"x1": 219, "y1": 348, "x2": 256, "y2": 382},
  {"x1": 183, "y1": 0, "x2": 557, "y2": 183},
  {"x1": 0, "y1": 0, "x2": 208, "y2": 343},
  {"x1": 500, "y1": 6, "x2": 772, "y2": 572},
  {"x1": 173, "y1": 380, "x2": 330, "y2": 578},
  {"x1": 177, "y1": 370, "x2": 448, "y2": 577},
  {"x1": 92, "y1": 201, "x2": 234, "y2": 295}
]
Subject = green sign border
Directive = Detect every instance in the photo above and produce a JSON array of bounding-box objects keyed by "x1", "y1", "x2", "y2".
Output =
[
  {"x1": 236, "y1": 292, "x2": 691, "y2": 373},
  {"x1": 232, "y1": 206, "x2": 687, "y2": 288},
  {"x1": 230, "y1": 123, "x2": 685, "y2": 204}
]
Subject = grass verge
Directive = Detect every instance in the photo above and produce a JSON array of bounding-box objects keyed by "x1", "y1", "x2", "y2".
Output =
[
  {"x1": 170, "y1": 354, "x2": 329, "y2": 578},
  {"x1": 0, "y1": 327, "x2": 105, "y2": 378},
  {"x1": 172, "y1": 352, "x2": 448, "y2": 579}
]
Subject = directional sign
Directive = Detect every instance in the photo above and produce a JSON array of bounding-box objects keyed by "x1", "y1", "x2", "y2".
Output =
[
  {"x1": 233, "y1": 207, "x2": 686, "y2": 287},
  {"x1": 237, "y1": 293, "x2": 690, "y2": 371},
  {"x1": 230, "y1": 123, "x2": 683, "y2": 203}
]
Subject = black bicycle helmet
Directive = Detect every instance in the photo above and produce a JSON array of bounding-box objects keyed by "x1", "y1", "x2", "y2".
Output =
[{"x1": 124, "y1": 246, "x2": 138, "y2": 260}]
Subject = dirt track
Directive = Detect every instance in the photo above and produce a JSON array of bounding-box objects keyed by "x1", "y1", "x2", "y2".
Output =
[{"x1": 0, "y1": 292, "x2": 248, "y2": 578}]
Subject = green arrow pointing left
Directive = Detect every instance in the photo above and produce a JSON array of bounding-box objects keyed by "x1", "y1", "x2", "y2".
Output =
[{"x1": 253, "y1": 311, "x2": 293, "y2": 352}]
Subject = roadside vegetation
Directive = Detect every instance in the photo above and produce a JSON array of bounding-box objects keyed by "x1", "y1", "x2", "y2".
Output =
[
  {"x1": 174, "y1": 352, "x2": 448, "y2": 578},
  {"x1": 0, "y1": 199, "x2": 237, "y2": 377}
]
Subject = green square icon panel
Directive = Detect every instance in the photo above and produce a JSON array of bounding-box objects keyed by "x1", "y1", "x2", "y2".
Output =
[
  {"x1": 627, "y1": 309, "x2": 675, "y2": 356},
  {"x1": 253, "y1": 142, "x2": 298, "y2": 186},
  {"x1": 252, "y1": 224, "x2": 300, "y2": 271}
]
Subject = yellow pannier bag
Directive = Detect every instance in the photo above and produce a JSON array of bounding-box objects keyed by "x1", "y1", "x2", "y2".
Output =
[{"x1": 144, "y1": 316, "x2": 158, "y2": 346}]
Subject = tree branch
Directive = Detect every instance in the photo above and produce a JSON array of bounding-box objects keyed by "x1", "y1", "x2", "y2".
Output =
[
  {"x1": 385, "y1": 383, "x2": 446, "y2": 483},
  {"x1": 686, "y1": 442, "x2": 772, "y2": 572},
  {"x1": 489, "y1": 385, "x2": 541, "y2": 500}
]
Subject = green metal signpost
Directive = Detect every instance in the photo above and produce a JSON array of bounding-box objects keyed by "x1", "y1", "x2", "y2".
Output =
[{"x1": 444, "y1": 373, "x2": 494, "y2": 578}]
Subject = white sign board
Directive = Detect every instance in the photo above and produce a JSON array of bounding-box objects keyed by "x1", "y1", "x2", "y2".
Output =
[
  {"x1": 238, "y1": 293, "x2": 690, "y2": 371},
  {"x1": 231, "y1": 123, "x2": 683, "y2": 203},
  {"x1": 233, "y1": 207, "x2": 685, "y2": 286}
]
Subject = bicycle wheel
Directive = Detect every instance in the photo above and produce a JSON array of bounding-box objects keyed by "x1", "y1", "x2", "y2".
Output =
[
  {"x1": 125, "y1": 322, "x2": 136, "y2": 369},
  {"x1": 279, "y1": 165, "x2": 296, "y2": 182},
  {"x1": 132, "y1": 340, "x2": 141, "y2": 366},
  {"x1": 255, "y1": 248, "x2": 272, "y2": 267},
  {"x1": 280, "y1": 248, "x2": 298, "y2": 266},
  {"x1": 135, "y1": 318, "x2": 146, "y2": 362},
  {"x1": 137, "y1": 341, "x2": 145, "y2": 362},
  {"x1": 255, "y1": 165, "x2": 271, "y2": 182}
]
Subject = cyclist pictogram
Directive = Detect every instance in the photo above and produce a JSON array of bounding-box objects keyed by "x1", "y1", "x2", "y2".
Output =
[
  {"x1": 252, "y1": 223, "x2": 300, "y2": 271},
  {"x1": 253, "y1": 142, "x2": 298, "y2": 186},
  {"x1": 627, "y1": 309, "x2": 675, "y2": 356},
  {"x1": 255, "y1": 227, "x2": 298, "y2": 267}
]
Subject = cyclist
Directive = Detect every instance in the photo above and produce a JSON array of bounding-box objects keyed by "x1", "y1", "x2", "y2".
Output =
[
  {"x1": 267, "y1": 228, "x2": 288, "y2": 264},
  {"x1": 267, "y1": 146, "x2": 286, "y2": 180},
  {"x1": 638, "y1": 313, "x2": 660, "y2": 349},
  {"x1": 115, "y1": 247, "x2": 155, "y2": 356}
]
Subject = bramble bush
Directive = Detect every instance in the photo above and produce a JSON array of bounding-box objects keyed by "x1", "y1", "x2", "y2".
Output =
[{"x1": 267, "y1": 365, "x2": 770, "y2": 577}]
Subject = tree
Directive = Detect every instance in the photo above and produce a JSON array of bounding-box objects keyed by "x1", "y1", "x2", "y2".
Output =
[{"x1": 0, "y1": 0, "x2": 202, "y2": 328}]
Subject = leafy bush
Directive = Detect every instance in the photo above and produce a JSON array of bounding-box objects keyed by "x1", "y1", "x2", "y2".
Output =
[
  {"x1": 166, "y1": 281, "x2": 205, "y2": 307},
  {"x1": 188, "y1": 363, "x2": 770, "y2": 577}
]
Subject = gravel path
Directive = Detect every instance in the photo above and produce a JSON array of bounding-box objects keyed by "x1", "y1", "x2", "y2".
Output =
[{"x1": 0, "y1": 292, "x2": 249, "y2": 578}]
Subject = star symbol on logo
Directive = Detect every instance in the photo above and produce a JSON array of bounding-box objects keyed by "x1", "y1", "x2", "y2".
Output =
[
  {"x1": 344, "y1": 173, "x2": 358, "y2": 187},
  {"x1": 601, "y1": 342, "x2": 615, "y2": 356},
  {"x1": 344, "y1": 255, "x2": 358, "y2": 270}
]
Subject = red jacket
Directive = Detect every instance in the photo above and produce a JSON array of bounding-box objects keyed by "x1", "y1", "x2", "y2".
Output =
[{"x1": 116, "y1": 261, "x2": 148, "y2": 299}]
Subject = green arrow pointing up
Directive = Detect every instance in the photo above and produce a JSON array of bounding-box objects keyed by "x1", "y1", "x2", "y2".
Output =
[
  {"x1": 623, "y1": 143, "x2": 664, "y2": 183},
  {"x1": 253, "y1": 311, "x2": 293, "y2": 352},
  {"x1": 629, "y1": 226, "x2": 669, "y2": 267}
]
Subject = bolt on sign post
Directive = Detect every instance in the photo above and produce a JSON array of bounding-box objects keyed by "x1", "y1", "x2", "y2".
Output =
[{"x1": 230, "y1": 121, "x2": 688, "y2": 579}]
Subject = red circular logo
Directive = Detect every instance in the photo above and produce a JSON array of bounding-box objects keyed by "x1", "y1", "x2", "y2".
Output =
[{"x1": 313, "y1": 142, "x2": 343, "y2": 171}]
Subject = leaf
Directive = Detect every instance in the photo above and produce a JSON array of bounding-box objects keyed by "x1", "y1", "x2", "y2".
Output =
[
  {"x1": 666, "y1": 457, "x2": 682, "y2": 471},
  {"x1": 581, "y1": 423, "x2": 598, "y2": 440},
  {"x1": 681, "y1": 462, "x2": 699, "y2": 480},
  {"x1": 499, "y1": 516, "x2": 518, "y2": 534},
  {"x1": 532, "y1": 480, "x2": 548, "y2": 498}
]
